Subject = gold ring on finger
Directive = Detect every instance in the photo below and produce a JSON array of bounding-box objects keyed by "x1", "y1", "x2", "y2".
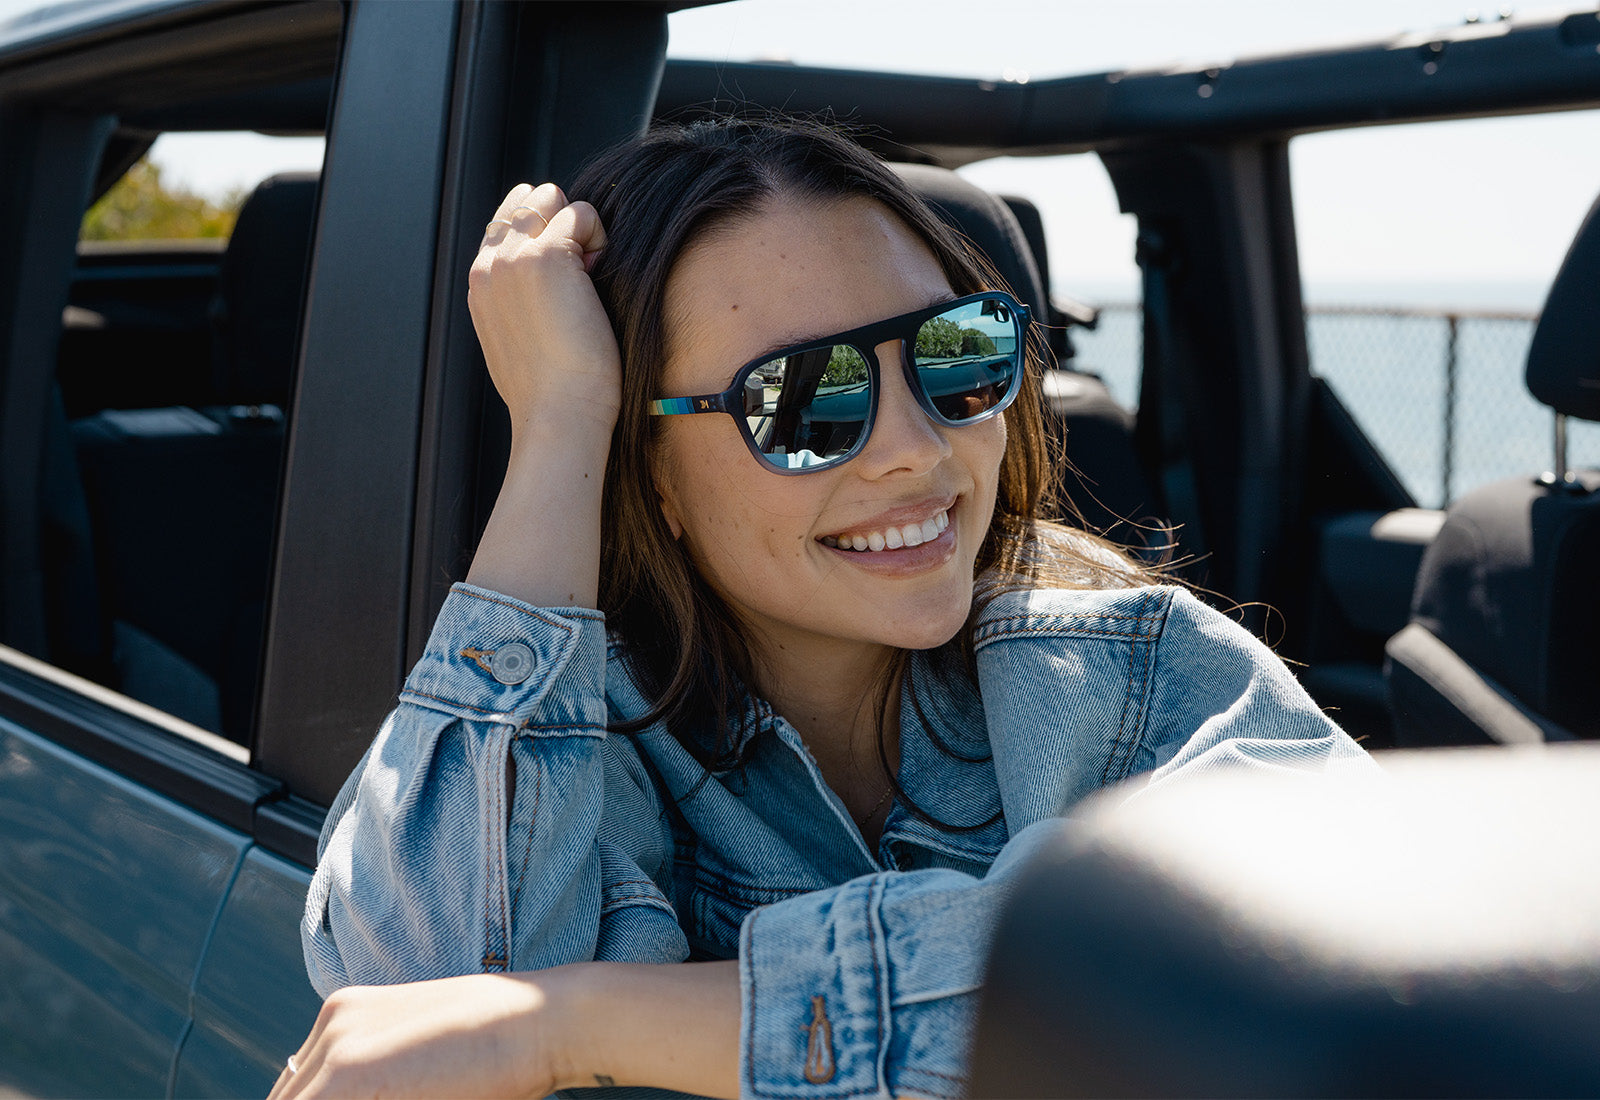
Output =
[
  {"x1": 510, "y1": 206, "x2": 550, "y2": 229},
  {"x1": 486, "y1": 218, "x2": 516, "y2": 232}
]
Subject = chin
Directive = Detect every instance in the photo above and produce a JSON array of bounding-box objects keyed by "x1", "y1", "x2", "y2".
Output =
[{"x1": 874, "y1": 598, "x2": 973, "y2": 652}]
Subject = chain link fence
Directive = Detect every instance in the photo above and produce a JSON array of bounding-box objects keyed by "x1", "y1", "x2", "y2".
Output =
[{"x1": 1067, "y1": 302, "x2": 1600, "y2": 508}]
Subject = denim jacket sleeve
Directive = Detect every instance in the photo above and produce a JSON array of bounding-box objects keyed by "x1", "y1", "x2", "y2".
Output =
[
  {"x1": 735, "y1": 584, "x2": 1374, "y2": 1100},
  {"x1": 301, "y1": 583, "x2": 687, "y2": 998}
]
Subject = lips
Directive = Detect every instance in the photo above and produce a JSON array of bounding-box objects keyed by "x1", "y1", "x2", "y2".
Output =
[{"x1": 819, "y1": 508, "x2": 950, "y2": 552}]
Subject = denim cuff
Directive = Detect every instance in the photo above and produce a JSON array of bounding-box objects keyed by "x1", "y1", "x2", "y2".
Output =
[
  {"x1": 398, "y1": 583, "x2": 608, "y2": 732},
  {"x1": 740, "y1": 875, "x2": 891, "y2": 1100}
]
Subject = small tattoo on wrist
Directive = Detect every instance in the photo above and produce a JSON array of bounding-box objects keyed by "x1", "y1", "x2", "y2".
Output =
[{"x1": 594, "y1": 1074, "x2": 616, "y2": 1087}]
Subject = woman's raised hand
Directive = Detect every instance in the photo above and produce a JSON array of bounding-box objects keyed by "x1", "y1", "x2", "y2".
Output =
[
  {"x1": 469, "y1": 182, "x2": 621, "y2": 437},
  {"x1": 464, "y1": 184, "x2": 619, "y2": 607}
]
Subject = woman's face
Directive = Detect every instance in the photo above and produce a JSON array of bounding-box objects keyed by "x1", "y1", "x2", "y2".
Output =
[{"x1": 653, "y1": 193, "x2": 1006, "y2": 671}]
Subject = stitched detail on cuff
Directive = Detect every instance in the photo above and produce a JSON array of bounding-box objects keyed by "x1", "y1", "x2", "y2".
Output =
[{"x1": 454, "y1": 583, "x2": 604, "y2": 625}]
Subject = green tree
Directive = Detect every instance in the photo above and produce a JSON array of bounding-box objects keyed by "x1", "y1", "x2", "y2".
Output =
[
  {"x1": 915, "y1": 316, "x2": 962, "y2": 358},
  {"x1": 960, "y1": 328, "x2": 997, "y2": 356},
  {"x1": 80, "y1": 159, "x2": 241, "y2": 241},
  {"x1": 821, "y1": 345, "x2": 868, "y2": 386}
]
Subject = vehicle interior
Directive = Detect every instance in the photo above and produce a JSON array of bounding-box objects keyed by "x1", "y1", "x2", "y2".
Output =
[
  {"x1": 2, "y1": 2, "x2": 1598, "y2": 1096},
  {"x1": 4, "y1": 5, "x2": 339, "y2": 751},
  {"x1": 12, "y1": 4, "x2": 1596, "y2": 764}
]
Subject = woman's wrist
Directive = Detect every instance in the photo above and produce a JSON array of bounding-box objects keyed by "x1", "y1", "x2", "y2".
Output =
[
  {"x1": 508, "y1": 393, "x2": 618, "y2": 447},
  {"x1": 505, "y1": 417, "x2": 612, "y2": 479},
  {"x1": 531, "y1": 963, "x2": 603, "y2": 1093},
  {"x1": 546, "y1": 960, "x2": 742, "y2": 1098},
  {"x1": 466, "y1": 414, "x2": 610, "y2": 607}
]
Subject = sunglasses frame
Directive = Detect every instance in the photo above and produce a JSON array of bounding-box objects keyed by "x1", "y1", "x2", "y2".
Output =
[{"x1": 648, "y1": 290, "x2": 1032, "y2": 475}]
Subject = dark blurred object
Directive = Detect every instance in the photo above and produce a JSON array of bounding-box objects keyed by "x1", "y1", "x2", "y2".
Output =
[{"x1": 972, "y1": 745, "x2": 1600, "y2": 1098}]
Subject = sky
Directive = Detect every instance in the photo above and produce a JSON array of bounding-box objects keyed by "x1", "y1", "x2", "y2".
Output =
[{"x1": 5, "y1": 0, "x2": 1597, "y2": 307}]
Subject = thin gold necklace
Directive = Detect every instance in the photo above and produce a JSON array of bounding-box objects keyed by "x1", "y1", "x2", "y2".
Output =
[{"x1": 858, "y1": 782, "x2": 894, "y2": 828}]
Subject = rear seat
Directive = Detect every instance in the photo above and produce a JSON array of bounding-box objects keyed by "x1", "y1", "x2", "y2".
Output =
[
  {"x1": 891, "y1": 164, "x2": 1165, "y2": 555},
  {"x1": 68, "y1": 172, "x2": 318, "y2": 740}
]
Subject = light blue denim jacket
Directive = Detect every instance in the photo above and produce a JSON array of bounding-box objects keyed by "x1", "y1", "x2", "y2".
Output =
[{"x1": 303, "y1": 578, "x2": 1370, "y2": 1099}]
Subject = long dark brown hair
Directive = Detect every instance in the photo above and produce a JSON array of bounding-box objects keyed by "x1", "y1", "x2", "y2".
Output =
[{"x1": 571, "y1": 116, "x2": 1159, "y2": 783}]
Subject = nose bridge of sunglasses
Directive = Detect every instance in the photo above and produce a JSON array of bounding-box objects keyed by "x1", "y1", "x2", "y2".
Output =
[
  {"x1": 867, "y1": 345, "x2": 953, "y2": 446},
  {"x1": 870, "y1": 335, "x2": 925, "y2": 407}
]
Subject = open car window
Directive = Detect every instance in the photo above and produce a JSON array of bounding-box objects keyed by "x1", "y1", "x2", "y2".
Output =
[
  {"x1": 1291, "y1": 108, "x2": 1600, "y2": 508},
  {"x1": 53, "y1": 130, "x2": 325, "y2": 747}
]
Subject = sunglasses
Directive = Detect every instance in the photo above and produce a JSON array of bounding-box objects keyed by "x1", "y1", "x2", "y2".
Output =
[{"x1": 648, "y1": 291, "x2": 1031, "y2": 474}]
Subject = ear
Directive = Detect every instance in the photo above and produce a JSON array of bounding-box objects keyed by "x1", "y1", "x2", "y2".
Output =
[{"x1": 657, "y1": 491, "x2": 684, "y2": 540}]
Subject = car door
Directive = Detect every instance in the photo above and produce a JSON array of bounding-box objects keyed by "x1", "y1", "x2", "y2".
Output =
[
  {"x1": 0, "y1": 0, "x2": 677, "y2": 1094},
  {"x1": 0, "y1": 1, "x2": 448, "y2": 1094}
]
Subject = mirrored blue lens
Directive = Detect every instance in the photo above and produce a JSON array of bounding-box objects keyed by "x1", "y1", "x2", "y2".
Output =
[{"x1": 744, "y1": 295, "x2": 1022, "y2": 471}]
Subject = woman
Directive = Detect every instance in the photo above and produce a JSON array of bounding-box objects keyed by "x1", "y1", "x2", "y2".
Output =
[{"x1": 276, "y1": 117, "x2": 1367, "y2": 1098}]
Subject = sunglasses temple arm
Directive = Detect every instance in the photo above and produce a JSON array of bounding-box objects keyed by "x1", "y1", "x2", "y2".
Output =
[{"x1": 648, "y1": 393, "x2": 742, "y2": 416}]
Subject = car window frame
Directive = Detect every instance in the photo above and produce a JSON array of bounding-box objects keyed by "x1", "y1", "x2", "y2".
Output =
[{"x1": 0, "y1": 0, "x2": 426, "y2": 867}]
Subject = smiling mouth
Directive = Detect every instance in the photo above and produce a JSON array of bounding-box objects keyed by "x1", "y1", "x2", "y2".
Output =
[{"x1": 819, "y1": 508, "x2": 950, "y2": 552}]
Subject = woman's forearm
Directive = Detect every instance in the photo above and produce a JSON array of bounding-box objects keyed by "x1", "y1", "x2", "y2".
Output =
[
  {"x1": 464, "y1": 183, "x2": 619, "y2": 609},
  {"x1": 272, "y1": 961, "x2": 740, "y2": 1099},
  {"x1": 556, "y1": 960, "x2": 742, "y2": 1098},
  {"x1": 466, "y1": 427, "x2": 610, "y2": 608}
]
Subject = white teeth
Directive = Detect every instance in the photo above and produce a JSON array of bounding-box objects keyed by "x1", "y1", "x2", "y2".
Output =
[{"x1": 822, "y1": 508, "x2": 951, "y2": 554}]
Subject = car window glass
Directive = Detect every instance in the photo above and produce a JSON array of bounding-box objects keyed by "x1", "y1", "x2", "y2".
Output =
[
  {"x1": 47, "y1": 128, "x2": 325, "y2": 748},
  {"x1": 1290, "y1": 109, "x2": 1600, "y2": 507}
]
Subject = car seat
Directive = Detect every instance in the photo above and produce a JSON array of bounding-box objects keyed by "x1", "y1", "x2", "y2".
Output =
[{"x1": 1384, "y1": 190, "x2": 1600, "y2": 744}]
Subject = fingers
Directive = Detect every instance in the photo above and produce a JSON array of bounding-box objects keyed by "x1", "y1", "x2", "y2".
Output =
[
  {"x1": 473, "y1": 185, "x2": 608, "y2": 301},
  {"x1": 267, "y1": 998, "x2": 333, "y2": 1099},
  {"x1": 481, "y1": 182, "x2": 568, "y2": 248},
  {"x1": 563, "y1": 200, "x2": 608, "y2": 271}
]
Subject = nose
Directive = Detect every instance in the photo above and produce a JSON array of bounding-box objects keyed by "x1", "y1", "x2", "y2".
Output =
[{"x1": 855, "y1": 338, "x2": 951, "y2": 478}]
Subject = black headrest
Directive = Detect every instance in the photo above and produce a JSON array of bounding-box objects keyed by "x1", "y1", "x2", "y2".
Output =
[
  {"x1": 999, "y1": 194, "x2": 1054, "y2": 305},
  {"x1": 890, "y1": 163, "x2": 1047, "y2": 329},
  {"x1": 1527, "y1": 190, "x2": 1600, "y2": 422},
  {"x1": 213, "y1": 171, "x2": 319, "y2": 406},
  {"x1": 973, "y1": 745, "x2": 1600, "y2": 1098},
  {"x1": 1408, "y1": 469, "x2": 1600, "y2": 738}
]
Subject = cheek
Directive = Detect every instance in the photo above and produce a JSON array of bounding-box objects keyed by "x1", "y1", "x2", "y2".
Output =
[
  {"x1": 658, "y1": 427, "x2": 827, "y2": 574},
  {"x1": 968, "y1": 416, "x2": 1007, "y2": 496}
]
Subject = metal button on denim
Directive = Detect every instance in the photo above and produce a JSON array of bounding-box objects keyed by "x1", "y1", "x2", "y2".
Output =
[{"x1": 489, "y1": 642, "x2": 534, "y2": 685}]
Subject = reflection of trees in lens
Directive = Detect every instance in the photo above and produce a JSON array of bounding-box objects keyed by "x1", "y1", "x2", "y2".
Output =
[
  {"x1": 921, "y1": 314, "x2": 1002, "y2": 360},
  {"x1": 916, "y1": 316, "x2": 962, "y2": 358},
  {"x1": 959, "y1": 328, "x2": 996, "y2": 356},
  {"x1": 821, "y1": 345, "x2": 868, "y2": 386}
]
